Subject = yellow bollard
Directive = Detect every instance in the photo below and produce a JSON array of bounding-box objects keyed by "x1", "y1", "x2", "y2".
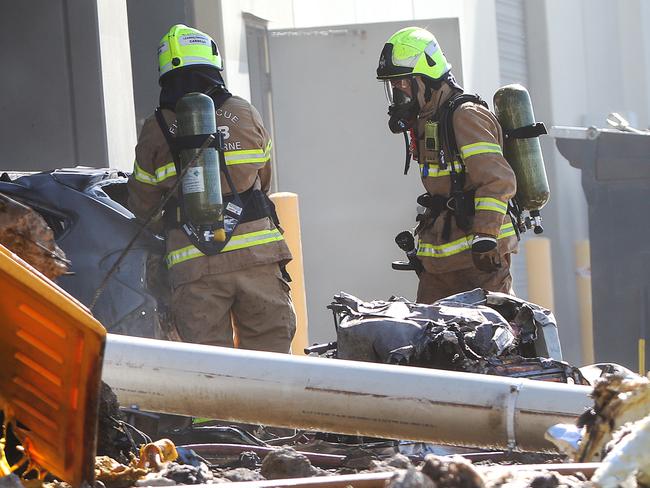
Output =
[
  {"x1": 575, "y1": 240, "x2": 594, "y2": 366},
  {"x1": 270, "y1": 192, "x2": 309, "y2": 354},
  {"x1": 525, "y1": 237, "x2": 555, "y2": 311}
]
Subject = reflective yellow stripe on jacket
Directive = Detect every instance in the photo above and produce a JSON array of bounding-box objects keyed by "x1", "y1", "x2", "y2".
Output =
[
  {"x1": 224, "y1": 140, "x2": 272, "y2": 166},
  {"x1": 165, "y1": 228, "x2": 284, "y2": 268},
  {"x1": 419, "y1": 160, "x2": 464, "y2": 178},
  {"x1": 417, "y1": 222, "x2": 515, "y2": 258},
  {"x1": 133, "y1": 161, "x2": 177, "y2": 185},
  {"x1": 459, "y1": 141, "x2": 502, "y2": 160},
  {"x1": 134, "y1": 140, "x2": 272, "y2": 186},
  {"x1": 474, "y1": 197, "x2": 508, "y2": 214}
]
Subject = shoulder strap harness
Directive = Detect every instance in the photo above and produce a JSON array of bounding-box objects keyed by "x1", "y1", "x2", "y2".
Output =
[
  {"x1": 154, "y1": 93, "x2": 281, "y2": 256},
  {"x1": 433, "y1": 93, "x2": 487, "y2": 236}
]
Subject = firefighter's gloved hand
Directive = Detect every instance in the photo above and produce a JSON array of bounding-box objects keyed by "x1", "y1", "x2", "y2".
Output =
[{"x1": 471, "y1": 234, "x2": 501, "y2": 272}]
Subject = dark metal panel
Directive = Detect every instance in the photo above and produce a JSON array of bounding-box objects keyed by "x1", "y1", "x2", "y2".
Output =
[
  {"x1": 0, "y1": 1, "x2": 76, "y2": 169},
  {"x1": 0, "y1": 0, "x2": 109, "y2": 169},
  {"x1": 555, "y1": 128, "x2": 650, "y2": 371},
  {"x1": 64, "y1": 0, "x2": 108, "y2": 165},
  {"x1": 594, "y1": 132, "x2": 650, "y2": 181}
]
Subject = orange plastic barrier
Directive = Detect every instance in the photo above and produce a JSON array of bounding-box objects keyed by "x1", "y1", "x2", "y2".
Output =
[{"x1": 0, "y1": 245, "x2": 106, "y2": 486}]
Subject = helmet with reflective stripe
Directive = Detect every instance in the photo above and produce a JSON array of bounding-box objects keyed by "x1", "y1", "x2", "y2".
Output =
[
  {"x1": 376, "y1": 27, "x2": 451, "y2": 81},
  {"x1": 158, "y1": 24, "x2": 223, "y2": 81}
]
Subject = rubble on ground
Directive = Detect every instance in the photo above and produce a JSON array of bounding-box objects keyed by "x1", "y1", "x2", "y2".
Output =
[
  {"x1": 577, "y1": 372, "x2": 650, "y2": 462},
  {"x1": 0, "y1": 193, "x2": 68, "y2": 279},
  {"x1": 545, "y1": 372, "x2": 650, "y2": 488},
  {"x1": 259, "y1": 447, "x2": 326, "y2": 479},
  {"x1": 591, "y1": 414, "x2": 650, "y2": 488},
  {"x1": 2, "y1": 276, "x2": 648, "y2": 487},
  {"x1": 2, "y1": 361, "x2": 643, "y2": 488}
]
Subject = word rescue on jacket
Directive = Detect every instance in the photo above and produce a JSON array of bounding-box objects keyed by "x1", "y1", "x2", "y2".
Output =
[{"x1": 216, "y1": 108, "x2": 243, "y2": 151}]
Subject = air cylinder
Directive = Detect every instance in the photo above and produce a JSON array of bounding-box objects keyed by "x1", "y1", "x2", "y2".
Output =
[
  {"x1": 493, "y1": 84, "x2": 550, "y2": 211},
  {"x1": 176, "y1": 92, "x2": 223, "y2": 225}
]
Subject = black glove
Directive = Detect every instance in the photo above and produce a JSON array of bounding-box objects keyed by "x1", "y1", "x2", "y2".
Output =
[{"x1": 471, "y1": 235, "x2": 501, "y2": 272}]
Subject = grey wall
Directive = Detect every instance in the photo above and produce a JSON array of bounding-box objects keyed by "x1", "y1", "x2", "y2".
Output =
[
  {"x1": 127, "y1": 0, "x2": 192, "y2": 131},
  {"x1": 127, "y1": 0, "x2": 229, "y2": 133},
  {"x1": 525, "y1": 0, "x2": 588, "y2": 365},
  {"x1": 0, "y1": 0, "x2": 108, "y2": 170},
  {"x1": 524, "y1": 0, "x2": 650, "y2": 365},
  {"x1": 268, "y1": 19, "x2": 463, "y2": 342}
]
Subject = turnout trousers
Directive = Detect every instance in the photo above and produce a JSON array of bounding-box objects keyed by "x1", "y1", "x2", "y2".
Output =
[
  {"x1": 171, "y1": 262, "x2": 296, "y2": 353},
  {"x1": 416, "y1": 253, "x2": 514, "y2": 304}
]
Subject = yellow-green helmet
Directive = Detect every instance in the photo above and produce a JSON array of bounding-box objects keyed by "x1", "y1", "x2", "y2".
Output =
[
  {"x1": 158, "y1": 24, "x2": 222, "y2": 81},
  {"x1": 376, "y1": 27, "x2": 451, "y2": 81}
]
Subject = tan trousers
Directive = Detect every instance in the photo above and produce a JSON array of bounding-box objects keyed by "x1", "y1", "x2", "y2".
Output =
[
  {"x1": 416, "y1": 254, "x2": 514, "y2": 304},
  {"x1": 171, "y1": 263, "x2": 296, "y2": 353}
]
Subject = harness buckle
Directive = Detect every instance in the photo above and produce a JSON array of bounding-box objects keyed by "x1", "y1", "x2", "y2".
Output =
[{"x1": 446, "y1": 196, "x2": 457, "y2": 211}]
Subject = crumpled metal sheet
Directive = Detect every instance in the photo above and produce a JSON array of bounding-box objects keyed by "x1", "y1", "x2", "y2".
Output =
[{"x1": 328, "y1": 289, "x2": 587, "y2": 385}]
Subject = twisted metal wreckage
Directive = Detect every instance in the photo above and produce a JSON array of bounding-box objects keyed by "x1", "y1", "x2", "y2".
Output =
[{"x1": 317, "y1": 289, "x2": 588, "y2": 385}]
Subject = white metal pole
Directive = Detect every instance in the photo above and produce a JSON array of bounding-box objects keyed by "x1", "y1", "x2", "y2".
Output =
[{"x1": 103, "y1": 334, "x2": 591, "y2": 451}]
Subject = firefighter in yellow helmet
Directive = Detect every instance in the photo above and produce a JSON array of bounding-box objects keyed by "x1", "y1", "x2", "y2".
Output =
[
  {"x1": 128, "y1": 25, "x2": 296, "y2": 351},
  {"x1": 377, "y1": 27, "x2": 518, "y2": 303}
]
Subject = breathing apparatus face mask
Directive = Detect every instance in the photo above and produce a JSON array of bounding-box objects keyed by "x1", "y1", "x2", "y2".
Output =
[{"x1": 384, "y1": 78, "x2": 419, "y2": 133}]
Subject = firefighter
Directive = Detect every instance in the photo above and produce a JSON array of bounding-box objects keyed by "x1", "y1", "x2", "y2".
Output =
[
  {"x1": 128, "y1": 24, "x2": 296, "y2": 352},
  {"x1": 377, "y1": 27, "x2": 518, "y2": 303}
]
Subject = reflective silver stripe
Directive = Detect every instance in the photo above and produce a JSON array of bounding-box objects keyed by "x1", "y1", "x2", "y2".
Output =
[
  {"x1": 460, "y1": 142, "x2": 503, "y2": 160},
  {"x1": 155, "y1": 163, "x2": 177, "y2": 182},
  {"x1": 159, "y1": 62, "x2": 173, "y2": 76},
  {"x1": 165, "y1": 229, "x2": 284, "y2": 268},
  {"x1": 224, "y1": 143, "x2": 272, "y2": 165},
  {"x1": 420, "y1": 161, "x2": 464, "y2": 178},
  {"x1": 475, "y1": 197, "x2": 508, "y2": 214},
  {"x1": 133, "y1": 161, "x2": 157, "y2": 185},
  {"x1": 424, "y1": 40, "x2": 440, "y2": 57},
  {"x1": 499, "y1": 222, "x2": 516, "y2": 238},
  {"x1": 134, "y1": 161, "x2": 177, "y2": 185},
  {"x1": 222, "y1": 228, "x2": 283, "y2": 251},
  {"x1": 180, "y1": 56, "x2": 214, "y2": 66},
  {"x1": 394, "y1": 53, "x2": 419, "y2": 68},
  {"x1": 417, "y1": 223, "x2": 516, "y2": 259},
  {"x1": 224, "y1": 151, "x2": 269, "y2": 165},
  {"x1": 417, "y1": 235, "x2": 472, "y2": 258},
  {"x1": 165, "y1": 246, "x2": 203, "y2": 267}
]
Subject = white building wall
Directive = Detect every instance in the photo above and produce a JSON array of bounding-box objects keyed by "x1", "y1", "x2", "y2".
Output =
[
  {"x1": 218, "y1": 0, "x2": 501, "y2": 105},
  {"x1": 97, "y1": 0, "x2": 137, "y2": 170}
]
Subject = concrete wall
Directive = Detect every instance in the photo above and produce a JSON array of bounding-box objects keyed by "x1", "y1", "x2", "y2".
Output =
[
  {"x1": 216, "y1": 0, "x2": 501, "y2": 102},
  {"x1": 97, "y1": 0, "x2": 137, "y2": 170},
  {"x1": 126, "y1": 0, "x2": 192, "y2": 131},
  {"x1": 267, "y1": 20, "x2": 463, "y2": 343},
  {"x1": 0, "y1": 0, "x2": 135, "y2": 171}
]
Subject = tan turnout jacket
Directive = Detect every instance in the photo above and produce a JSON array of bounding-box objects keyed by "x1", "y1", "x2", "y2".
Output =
[
  {"x1": 128, "y1": 95, "x2": 291, "y2": 288},
  {"x1": 414, "y1": 86, "x2": 518, "y2": 273}
]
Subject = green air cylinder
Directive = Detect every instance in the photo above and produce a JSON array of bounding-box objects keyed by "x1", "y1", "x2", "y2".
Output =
[
  {"x1": 493, "y1": 84, "x2": 550, "y2": 211},
  {"x1": 175, "y1": 92, "x2": 223, "y2": 226}
]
